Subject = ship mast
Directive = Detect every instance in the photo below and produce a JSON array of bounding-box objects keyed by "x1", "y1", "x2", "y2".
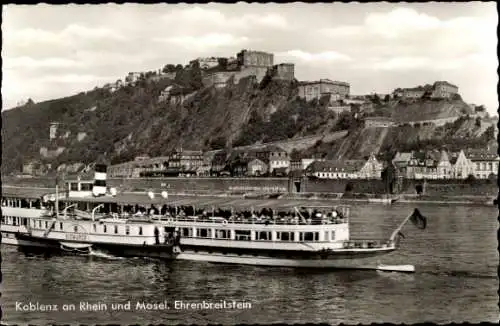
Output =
[{"x1": 55, "y1": 175, "x2": 59, "y2": 218}]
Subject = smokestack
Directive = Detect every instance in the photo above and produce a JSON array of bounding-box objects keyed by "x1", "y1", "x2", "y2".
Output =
[{"x1": 92, "y1": 164, "x2": 107, "y2": 197}]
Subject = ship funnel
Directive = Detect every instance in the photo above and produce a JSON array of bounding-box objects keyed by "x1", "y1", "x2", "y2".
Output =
[{"x1": 92, "y1": 164, "x2": 107, "y2": 197}]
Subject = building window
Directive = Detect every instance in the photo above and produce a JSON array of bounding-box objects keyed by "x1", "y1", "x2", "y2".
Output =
[
  {"x1": 125, "y1": 225, "x2": 130, "y2": 235},
  {"x1": 138, "y1": 226, "x2": 142, "y2": 235},
  {"x1": 104, "y1": 225, "x2": 107, "y2": 233},
  {"x1": 93, "y1": 224, "x2": 97, "y2": 232},
  {"x1": 324, "y1": 231, "x2": 329, "y2": 241},
  {"x1": 73, "y1": 225, "x2": 78, "y2": 232},
  {"x1": 331, "y1": 231, "x2": 335, "y2": 240},
  {"x1": 60, "y1": 222, "x2": 63, "y2": 230},
  {"x1": 45, "y1": 221, "x2": 49, "y2": 229}
]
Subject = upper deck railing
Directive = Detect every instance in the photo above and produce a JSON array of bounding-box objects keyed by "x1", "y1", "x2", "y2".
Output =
[{"x1": 40, "y1": 205, "x2": 351, "y2": 226}]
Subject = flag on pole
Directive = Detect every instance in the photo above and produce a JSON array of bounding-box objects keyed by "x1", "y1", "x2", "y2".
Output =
[{"x1": 410, "y1": 208, "x2": 427, "y2": 229}]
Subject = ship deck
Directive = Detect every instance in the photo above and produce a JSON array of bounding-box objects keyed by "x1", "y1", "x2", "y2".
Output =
[{"x1": 2, "y1": 186, "x2": 352, "y2": 211}]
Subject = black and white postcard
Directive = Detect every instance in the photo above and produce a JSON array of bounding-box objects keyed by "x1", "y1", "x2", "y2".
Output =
[{"x1": 1, "y1": 2, "x2": 498, "y2": 325}]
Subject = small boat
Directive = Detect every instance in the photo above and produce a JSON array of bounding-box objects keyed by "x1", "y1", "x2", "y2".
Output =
[
  {"x1": 60, "y1": 242, "x2": 93, "y2": 249},
  {"x1": 376, "y1": 264, "x2": 415, "y2": 273}
]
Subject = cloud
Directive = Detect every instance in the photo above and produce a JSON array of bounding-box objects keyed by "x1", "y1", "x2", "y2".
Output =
[
  {"x1": 4, "y1": 56, "x2": 83, "y2": 70},
  {"x1": 276, "y1": 50, "x2": 352, "y2": 63},
  {"x1": 2, "y1": 4, "x2": 497, "y2": 116},
  {"x1": 154, "y1": 33, "x2": 250, "y2": 51},
  {"x1": 8, "y1": 24, "x2": 125, "y2": 47},
  {"x1": 38, "y1": 74, "x2": 112, "y2": 84},
  {"x1": 160, "y1": 6, "x2": 290, "y2": 31},
  {"x1": 364, "y1": 8, "x2": 441, "y2": 38},
  {"x1": 369, "y1": 57, "x2": 431, "y2": 71}
]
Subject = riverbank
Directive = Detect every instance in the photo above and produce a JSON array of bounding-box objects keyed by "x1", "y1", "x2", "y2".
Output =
[{"x1": 2, "y1": 184, "x2": 496, "y2": 206}]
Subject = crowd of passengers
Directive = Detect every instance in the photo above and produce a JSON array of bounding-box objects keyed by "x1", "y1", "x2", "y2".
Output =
[{"x1": 117, "y1": 204, "x2": 347, "y2": 225}]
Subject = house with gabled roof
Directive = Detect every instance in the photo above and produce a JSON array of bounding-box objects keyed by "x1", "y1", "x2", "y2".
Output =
[
  {"x1": 231, "y1": 157, "x2": 267, "y2": 177},
  {"x1": 357, "y1": 153, "x2": 384, "y2": 179},
  {"x1": 255, "y1": 145, "x2": 289, "y2": 174},
  {"x1": 305, "y1": 160, "x2": 366, "y2": 179},
  {"x1": 449, "y1": 150, "x2": 474, "y2": 179}
]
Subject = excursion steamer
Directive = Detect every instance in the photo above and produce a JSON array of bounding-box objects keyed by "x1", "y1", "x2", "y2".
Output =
[{"x1": 2, "y1": 165, "x2": 426, "y2": 269}]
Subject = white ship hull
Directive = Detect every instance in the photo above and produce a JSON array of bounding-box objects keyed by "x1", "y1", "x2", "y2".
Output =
[
  {"x1": 1, "y1": 233, "x2": 52, "y2": 248},
  {"x1": 174, "y1": 250, "x2": 395, "y2": 268}
]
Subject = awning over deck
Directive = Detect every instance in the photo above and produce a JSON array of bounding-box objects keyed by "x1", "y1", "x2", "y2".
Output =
[
  {"x1": 2, "y1": 186, "x2": 347, "y2": 211},
  {"x1": 2, "y1": 186, "x2": 55, "y2": 199}
]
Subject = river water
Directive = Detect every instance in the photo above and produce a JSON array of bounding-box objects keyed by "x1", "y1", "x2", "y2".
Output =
[{"x1": 1, "y1": 203, "x2": 498, "y2": 324}]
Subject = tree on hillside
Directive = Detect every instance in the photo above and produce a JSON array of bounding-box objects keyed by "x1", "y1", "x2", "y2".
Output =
[
  {"x1": 217, "y1": 58, "x2": 228, "y2": 69},
  {"x1": 475, "y1": 117, "x2": 481, "y2": 127},
  {"x1": 162, "y1": 64, "x2": 177, "y2": 73},
  {"x1": 384, "y1": 94, "x2": 390, "y2": 102},
  {"x1": 381, "y1": 163, "x2": 396, "y2": 194}
]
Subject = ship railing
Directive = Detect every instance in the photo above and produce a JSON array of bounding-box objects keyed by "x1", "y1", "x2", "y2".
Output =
[
  {"x1": 342, "y1": 239, "x2": 394, "y2": 249},
  {"x1": 152, "y1": 215, "x2": 349, "y2": 225}
]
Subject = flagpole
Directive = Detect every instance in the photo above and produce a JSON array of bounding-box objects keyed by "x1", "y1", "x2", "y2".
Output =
[
  {"x1": 55, "y1": 174, "x2": 59, "y2": 218},
  {"x1": 388, "y1": 212, "x2": 413, "y2": 243}
]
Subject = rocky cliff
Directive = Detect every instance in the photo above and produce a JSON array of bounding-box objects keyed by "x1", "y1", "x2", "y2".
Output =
[{"x1": 1, "y1": 65, "x2": 494, "y2": 175}]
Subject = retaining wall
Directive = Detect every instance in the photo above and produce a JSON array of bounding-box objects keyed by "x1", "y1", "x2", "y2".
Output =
[{"x1": 2, "y1": 176, "x2": 496, "y2": 197}]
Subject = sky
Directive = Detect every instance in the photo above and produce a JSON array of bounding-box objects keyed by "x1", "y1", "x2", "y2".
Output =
[{"x1": 2, "y1": 3, "x2": 498, "y2": 115}]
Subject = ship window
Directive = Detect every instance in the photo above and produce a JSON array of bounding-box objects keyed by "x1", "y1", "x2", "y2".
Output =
[
  {"x1": 181, "y1": 228, "x2": 192, "y2": 237},
  {"x1": 114, "y1": 225, "x2": 118, "y2": 234},
  {"x1": 300, "y1": 232, "x2": 318, "y2": 242},
  {"x1": 93, "y1": 224, "x2": 97, "y2": 232},
  {"x1": 215, "y1": 229, "x2": 230, "y2": 239},
  {"x1": 104, "y1": 225, "x2": 107, "y2": 233},
  {"x1": 196, "y1": 228, "x2": 212, "y2": 238},
  {"x1": 331, "y1": 230, "x2": 335, "y2": 240},
  {"x1": 277, "y1": 232, "x2": 295, "y2": 241},
  {"x1": 138, "y1": 226, "x2": 142, "y2": 235},
  {"x1": 74, "y1": 225, "x2": 78, "y2": 232},
  {"x1": 60, "y1": 222, "x2": 63, "y2": 230},
  {"x1": 234, "y1": 230, "x2": 251, "y2": 241},
  {"x1": 125, "y1": 226, "x2": 130, "y2": 235},
  {"x1": 256, "y1": 231, "x2": 271, "y2": 241}
]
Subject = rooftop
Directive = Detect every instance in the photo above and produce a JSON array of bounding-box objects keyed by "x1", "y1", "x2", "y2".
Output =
[{"x1": 307, "y1": 159, "x2": 365, "y2": 173}]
